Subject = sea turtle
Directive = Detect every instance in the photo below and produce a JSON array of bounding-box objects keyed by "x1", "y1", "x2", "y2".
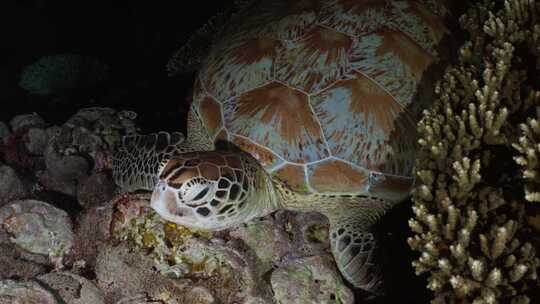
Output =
[{"x1": 113, "y1": 0, "x2": 450, "y2": 294}]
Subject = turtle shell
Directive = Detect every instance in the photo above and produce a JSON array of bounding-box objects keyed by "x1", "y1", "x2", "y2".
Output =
[{"x1": 191, "y1": 0, "x2": 449, "y2": 200}]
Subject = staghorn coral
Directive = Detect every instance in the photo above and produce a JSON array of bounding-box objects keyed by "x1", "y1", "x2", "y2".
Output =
[
  {"x1": 408, "y1": 0, "x2": 540, "y2": 303},
  {"x1": 514, "y1": 98, "x2": 540, "y2": 202}
]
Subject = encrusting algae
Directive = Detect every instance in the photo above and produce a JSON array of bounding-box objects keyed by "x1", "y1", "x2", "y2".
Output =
[
  {"x1": 111, "y1": 195, "x2": 217, "y2": 278},
  {"x1": 409, "y1": 0, "x2": 540, "y2": 303}
]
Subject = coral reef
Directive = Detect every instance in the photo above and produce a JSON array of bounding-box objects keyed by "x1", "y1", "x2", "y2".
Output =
[
  {"x1": 271, "y1": 255, "x2": 354, "y2": 304},
  {"x1": 0, "y1": 107, "x2": 138, "y2": 196},
  {"x1": 2, "y1": 127, "x2": 41, "y2": 171},
  {"x1": 0, "y1": 280, "x2": 58, "y2": 304},
  {"x1": 2, "y1": 113, "x2": 47, "y2": 171},
  {"x1": 0, "y1": 199, "x2": 75, "y2": 269},
  {"x1": 95, "y1": 242, "x2": 222, "y2": 304},
  {"x1": 110, "y1": 193, "x2": 274, "y2": 303},
  {"x1": 108, "y1": 193, "x2": 351, "y2": 303},
  {"x1": 73, "y1": 198, "x2": 115, "y2": 269},
  {"x1": 408, "y1": 0, "x2": 540, "y2": 303},
  {"x1": 0, "y1": 108, "x2": 139, "y2": 279},
  {"x1": 76, "y1": 171, "x2": 116, "y2": 208},
  {"x1": 36, "y1": 271, "x2": 106, "y2": 304},
  {"x1": 0, "y1": 165, "x2": 29, "y2": 207},
  {"x1": 0, "y1": 243, "x2": 49, "y2": 280},
  {"x1": 64, "y1": 107, "x2": 139, "y2": 151},
  {"x1": 41, "y1": 142, "x2": 91, "y2": 196},
  {"x1": 10, "y1": 113, "x2": 46, "y2": 133},
  {"x1": 0, "y1": 272, "x2": 105, "y2": 304}
]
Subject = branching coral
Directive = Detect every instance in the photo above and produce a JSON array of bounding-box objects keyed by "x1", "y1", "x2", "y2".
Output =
[
  {"x1": 409, "y1": 0, "x2": 540, "y2": 303},
  {"x1": 514, "y1": 97, "x2": 540, "y2": 202}
]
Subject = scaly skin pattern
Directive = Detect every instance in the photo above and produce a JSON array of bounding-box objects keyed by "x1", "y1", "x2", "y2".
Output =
[
  {"x1": 114, "y1": 0, "x2": 450, "y2": 295},
  {"x1": 113, "y1": 108, "x2": 214, "y2": 192},
  {"x1": 151, "y1": 151, "x2": 279, "y2": 230}
]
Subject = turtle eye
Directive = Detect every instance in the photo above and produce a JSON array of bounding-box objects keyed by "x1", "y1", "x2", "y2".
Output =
[
  {"x1": 180, "y1": 177, "x2": 215, "y2": 206},
  {"x1": 193, "y1": 186, "x2": 210, "y2": 201}
]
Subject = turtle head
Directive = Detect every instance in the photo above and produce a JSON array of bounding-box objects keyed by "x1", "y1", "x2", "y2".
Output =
[{"x1": 150, "y1": 151, "x2": 259, "y2": 230}]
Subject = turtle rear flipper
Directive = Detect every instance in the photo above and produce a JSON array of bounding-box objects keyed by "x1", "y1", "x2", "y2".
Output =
[
  {"x1": 321, "y1": 195, "x2": 394, "y2": 294},
  {"x1": 112, "y1": 131, "x2": 186, "y2": 191}
]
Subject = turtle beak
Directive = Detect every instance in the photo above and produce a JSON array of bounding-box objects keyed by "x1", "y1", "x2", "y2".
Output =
[
  {"x1": 150, "y1": 181, "x2": 194, "y2": 223},
  {"x1": 150, "y1": 181, "x2": 171, "y2": 216},
  {"x1": 151, "y1": 181, "x2": 166, "y2": 203}
]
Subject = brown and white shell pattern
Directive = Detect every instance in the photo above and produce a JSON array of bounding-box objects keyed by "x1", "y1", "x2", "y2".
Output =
[{"x1": 192, "y1": 0, "x2": 448, "y2": 199}]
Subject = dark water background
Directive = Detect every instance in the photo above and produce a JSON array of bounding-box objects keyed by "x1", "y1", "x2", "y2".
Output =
[{"x1": 0, "y1": 0, "x2": 238, "y2": 133}]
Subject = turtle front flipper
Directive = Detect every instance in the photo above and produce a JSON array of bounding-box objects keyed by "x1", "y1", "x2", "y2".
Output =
[
  {"x1": 112, "y1": 131, "x2": 186, "y2": 191},
  {"x1": 323, "y1": 196, "x2": 394, "y2": 294},
  {"x1": 113, "y1": 106, "x2": 214, "y2": 192}
]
